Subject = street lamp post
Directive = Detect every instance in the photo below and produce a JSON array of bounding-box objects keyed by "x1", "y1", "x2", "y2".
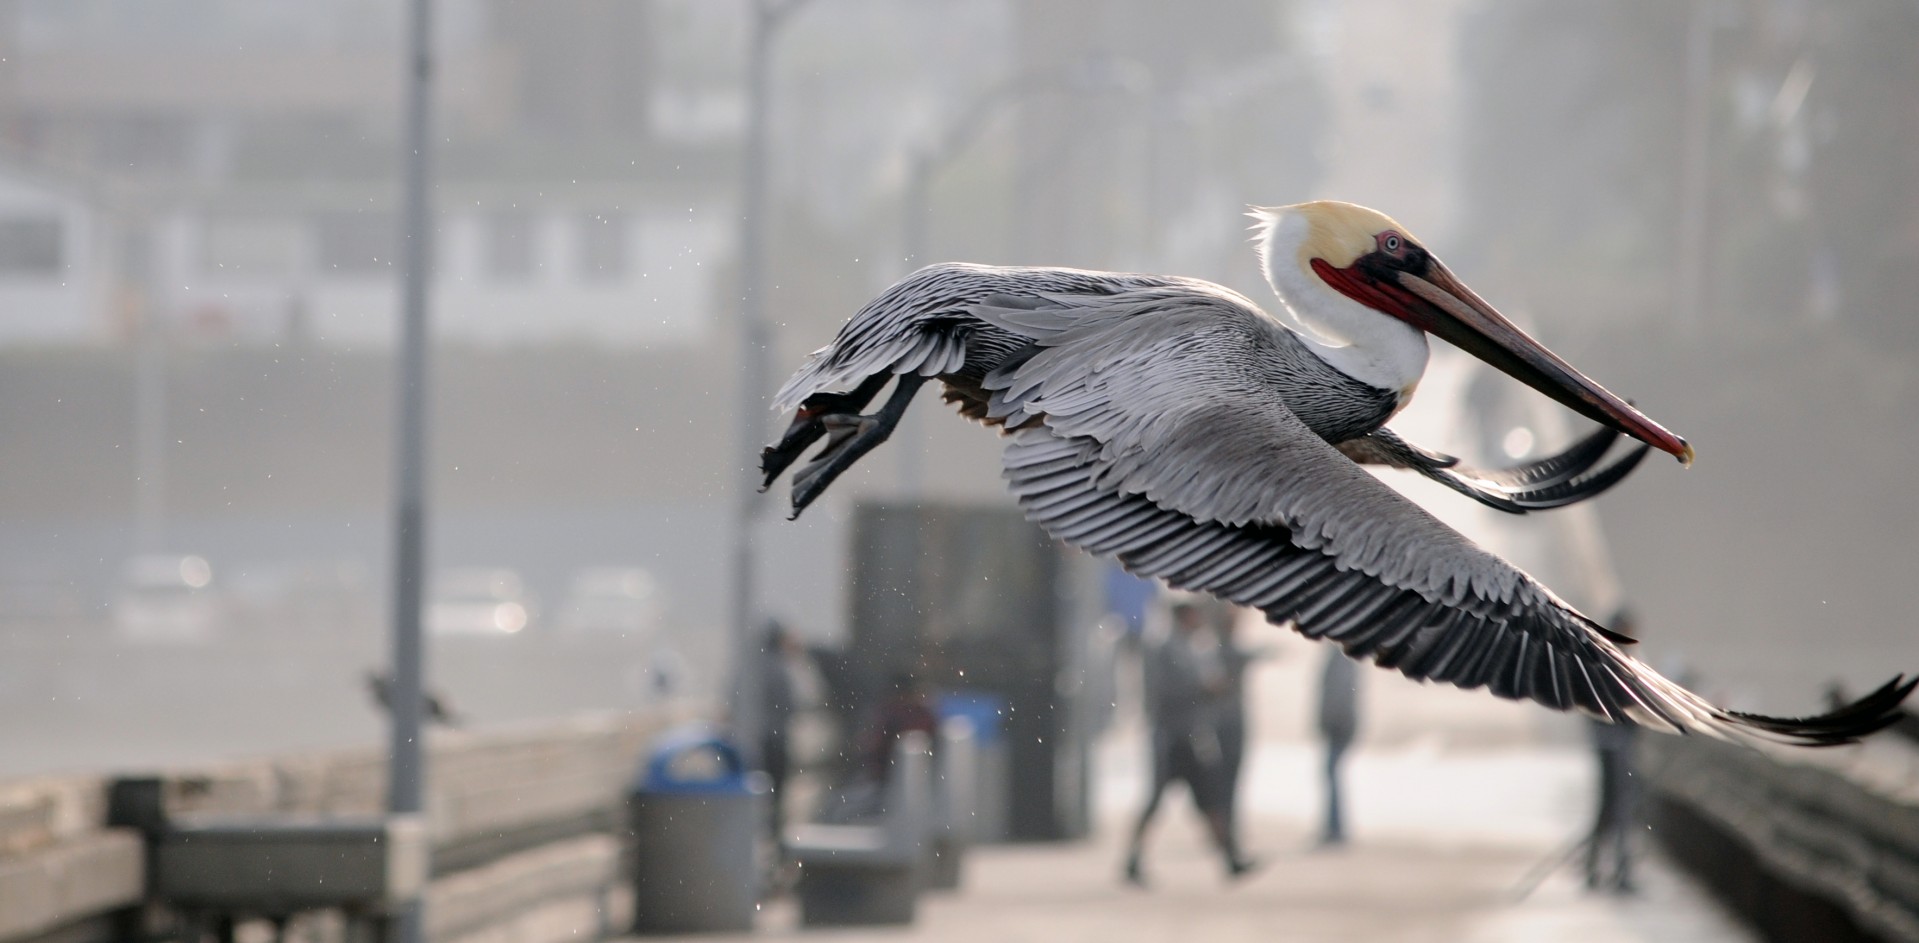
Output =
[
  {"x1": 730, "y1": 0, "x2": 812, "y2": 766},
  {"x1": 387, "y1": 1, "x2": 434, "y2": 942}
]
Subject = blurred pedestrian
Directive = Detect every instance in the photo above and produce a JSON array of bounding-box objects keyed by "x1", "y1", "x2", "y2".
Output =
[
  {"x1": 866, "y1": 669, "x2": 939, "y2": 783},
  {"x1": 1585, "y1": 609, "x2": 1640, "y2": 894},
  {"x1": 1211, "y1": 609, "x2": 1268, "y2": 841},
  {"x1": 1125, "y1": 600, "x2": 1254, "y2": 885},
  {"x1": 761, "y1": 621, "x2": 804, "y2": 848},
  {"x1": 1316, "y1": 646, "x2": 1360, "y2": 847},
  {"x1": 804, "y1": 641, "x2": 864, "y2": 780}
]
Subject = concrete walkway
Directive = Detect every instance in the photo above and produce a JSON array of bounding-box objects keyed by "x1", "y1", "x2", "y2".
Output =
[
  {"x1": 634, "y1": 627, "x2": 1754, "y2": 942},
  {"x1": 738, "y1": 821, "x2": 1745, "y2": 943},
  {"x1": 633, "y1": 739, "x2": 1753, "y2": 943}
]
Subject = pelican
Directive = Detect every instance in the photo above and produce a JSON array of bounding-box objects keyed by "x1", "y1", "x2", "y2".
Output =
[{"x1": 762, "y1": 200, "x2": 1913, "y2": 744}]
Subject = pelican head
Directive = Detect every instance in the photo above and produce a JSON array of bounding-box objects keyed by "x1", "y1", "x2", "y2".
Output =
[{"x1": 1253, "y1": 200, "x2": 1692, "y2": 465}]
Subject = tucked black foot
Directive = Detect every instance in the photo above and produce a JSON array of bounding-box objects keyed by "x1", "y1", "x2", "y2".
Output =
[
  {"x1": 760, "y1": 372, "x2": 892, "y2": 490},
  {"x1": 785, "y1": 374, "x2": 927, "y2": 518}
]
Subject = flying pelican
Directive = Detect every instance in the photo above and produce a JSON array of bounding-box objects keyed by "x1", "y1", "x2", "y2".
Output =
[{"x1": 761, "y1": 200, "x2": 1913, "y2": 744}]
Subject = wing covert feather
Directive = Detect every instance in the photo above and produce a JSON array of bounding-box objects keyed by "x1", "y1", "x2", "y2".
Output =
[{"x1": 974, "y1": 288, "x2": 1531, "y2": 611}]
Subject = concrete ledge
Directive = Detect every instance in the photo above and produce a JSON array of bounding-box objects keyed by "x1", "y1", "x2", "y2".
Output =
[
  {"x1": 0, "y1": 830, "x2": 142, "y2": 942},
  {"x1": 796, "y1": 865, "x2": 916, "y2": 927},
  {"x1": 1647, "y1": 734, "x2": 1919, "y2": 941},
  {"x1": 0, "y1": 780, "x2": 106, "y2": 857},
  {"x1": 0, "y1": 712, "x2": 678, "y2": 943},
  {"x1": 427, "y1": 834, "x2": 622, "y2": 943},
  {"x1": 155, "y1": 815, "x2": 427, "y2": 913},
  {"x1": 789, "y1": 734, "x2": 930, "y2": 928},
  {"x1": 111, "y1": 713, "x2": 667, "y2": 857},
  {"x1": 788, "y1": 823, "x2": 892, "y2": 859}
]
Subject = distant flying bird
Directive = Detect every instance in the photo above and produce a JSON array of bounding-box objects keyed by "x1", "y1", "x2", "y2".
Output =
[
  {"x1": 761, "y1": 201, "x2": 1912, "y2": 745},
  {"x1": 365, "y1": 669, "x2": 463, "y2": 728}
]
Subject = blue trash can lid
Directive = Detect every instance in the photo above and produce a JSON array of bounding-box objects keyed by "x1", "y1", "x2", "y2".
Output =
[
  {"x1": 635, "y1": 724, "x2": 756, "y2": 795},
  {"x1": 937, "y1": 691, "x2": 1007, "y2": 745}
]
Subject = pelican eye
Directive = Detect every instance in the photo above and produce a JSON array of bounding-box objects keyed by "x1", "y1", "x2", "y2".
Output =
[{"x1": 1383, "y1": 233, "x2": 1402, "y2": 252}]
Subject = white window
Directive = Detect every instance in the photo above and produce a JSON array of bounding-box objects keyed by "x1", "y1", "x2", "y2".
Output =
[
  {"x1": 578, "y1": 212, "x2": 627, "y2": 281},
  {"x1": 202, "y1": 217, "x2": 302, "y2": 278},
  {"x1": 313, "y1": 212, "x2": 395, "y2": 277},
  {"x1": 486, "y1": 212, "x2": 537, "y2": 281},
  {"x1": 0, "y1": 216, "x2": 62, "y2": 276}
]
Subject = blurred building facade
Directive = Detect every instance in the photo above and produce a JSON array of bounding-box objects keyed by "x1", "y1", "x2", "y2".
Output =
[{"x1": 0, "y1": 0, "x2": 733, "y2": 346}]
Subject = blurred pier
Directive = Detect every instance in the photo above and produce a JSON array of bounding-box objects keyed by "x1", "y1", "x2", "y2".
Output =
[
  {"x1": 7, "y1": 625, "x2": 1865, "y2": 943},
  {"x1": 15, "y1": 631, "x2": 1919, "y2": 942}
]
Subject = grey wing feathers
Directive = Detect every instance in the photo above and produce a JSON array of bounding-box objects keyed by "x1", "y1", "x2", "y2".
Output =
[
  {"x1": 974, "y1": 286, "x2": 1531, "y2": 610},
  {"x1": 774, "y1": 313, "x2": 969, "y2": 412},
  {"x1": 773, "y1": 262, "x2": 1175, "y2": 414},
  {"x1": 978, "y1": 287, "x2": 1913, "y2": 745},
  {"x1": 772, "y1": 264, "x2": 998, "y2": 413},
  {"x1": 775, "y1": 262, "x2": 1212, "y2": 414},
  {"x1": 1002, "y1": 427, "x2": 1913, "y2": 745}
]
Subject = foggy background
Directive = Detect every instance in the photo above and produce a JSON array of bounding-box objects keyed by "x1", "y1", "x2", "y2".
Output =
[{"x1": 1, "y1": 0, "x2": 1915, "y2": 778}]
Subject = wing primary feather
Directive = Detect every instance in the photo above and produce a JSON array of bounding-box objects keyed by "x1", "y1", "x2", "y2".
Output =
[
  {"x1": 1371, "y1": 606, "x2": 1458, "y2": 670},
  {"x1": 1424, "y1": 620, "x2": 1490, "y2": 687},
  {"x1": 1311, "y1": 584, "x2": 1400, "y2": 641},
  {"x1": 1338, "y1": 594, "x2": 1432, "y2": 657}
]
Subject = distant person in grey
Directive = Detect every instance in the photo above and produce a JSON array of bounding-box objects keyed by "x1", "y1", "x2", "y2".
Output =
[
  {"x1": 1125, "y1": 600, "x2": 1255, "y2": 885},
  {"x1": 1316, "y1": 646, "x2": 1360, "y2": 847},
  {"x1": 1584, "y1": 609, "x2": 1640, "y2": 894},
  {"x1": 761, "y1": 621, "x2": 803, "y2": 850},
  {"x1": 1211, "y1": 610, "x2": 1267, "y2": 840}
]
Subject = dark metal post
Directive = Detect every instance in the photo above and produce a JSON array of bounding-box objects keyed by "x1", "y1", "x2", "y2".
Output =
[
  {"x1": 387, "y1": 1, "x2": 434, "y2": 941},
  {"x1": 895, "y1": 152, "x2": 932, "y2": 497},
  {"x1": 730, "y1": 0, "x2": 779, "y2": 765},
  {"x1": 132, "y1": 245, "x2": 166, "y2": 554}
]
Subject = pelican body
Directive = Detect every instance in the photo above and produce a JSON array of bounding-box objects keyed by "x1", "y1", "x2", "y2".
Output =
[{"x1": 761, "y1": 201, "x2": 1912, "y2": 745}]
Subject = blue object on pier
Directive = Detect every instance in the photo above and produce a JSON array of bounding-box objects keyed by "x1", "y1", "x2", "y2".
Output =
[{"x1": 635, "y1": 724, "x2": 755, "y2": 795}]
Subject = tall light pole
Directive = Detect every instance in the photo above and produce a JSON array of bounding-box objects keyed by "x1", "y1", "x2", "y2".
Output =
[
  {"x1": 129, "y1": 226, "x2": 166, "y2": 555},
  {"x1": 730, "y1": 0, "x2": 812, "y2": 764},
  {"x1": 387, "y1": 1, "x2": 434, "y2": 941},
  {"x1": 895, "y1": 58, "x2": 1154, "y2": 497}
]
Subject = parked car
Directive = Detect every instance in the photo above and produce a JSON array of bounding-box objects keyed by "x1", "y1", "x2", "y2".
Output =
[
  {"x1": 556, "y1": 566, "x2": 663, "y2": 638},
  {"x1": 113, "y1": 554, "x2": 221, "y2": 644},
  {"x1": 426, "y1": 568, "x2": 532, "y2": 636},
  {"x1": 225, "y1": 559, "x2": 378, "y2": 637}
]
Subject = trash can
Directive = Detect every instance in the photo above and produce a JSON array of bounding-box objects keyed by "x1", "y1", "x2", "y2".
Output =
[
  {"x1": 628, "y1": 726, "x2": 767, "y2": 934},
  {"x1": 937, "y1": 692, "x2": 1009, "y2": 843}
]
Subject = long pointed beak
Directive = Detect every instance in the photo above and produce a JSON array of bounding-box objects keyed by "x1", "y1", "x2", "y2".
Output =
[{"x1": 1396, "y1": 262, "x2": 1693, "y2": 466}]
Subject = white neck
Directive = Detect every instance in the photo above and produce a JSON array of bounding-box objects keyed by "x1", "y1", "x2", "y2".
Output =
[{"x1": 1255, "y1": 209, "x2": 1430, "y2": 398}]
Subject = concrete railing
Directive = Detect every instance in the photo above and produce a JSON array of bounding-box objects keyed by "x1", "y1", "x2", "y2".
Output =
[
  {"x1": 1644, "y1": 732, "x2": 1919, "y2": 942},
  {"x1": 0, "y1": 776, "x2": 141, "y2": 943},
  {"x1": 0, "y1": 711, "x2": 679, "y2": 943}
]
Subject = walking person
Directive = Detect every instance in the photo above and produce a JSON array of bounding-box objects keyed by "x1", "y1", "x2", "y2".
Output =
[
  {"x1": 1316, "y1": 646, "x2": 1360, "y2": 847},
  {"x1": 1124, "y1": 600, "x2": 1255, "y2": 885},
  {"x1": 1211, "y1": 610, "x2": 1267, "y2": 842},
  {"x1": 760, "y1": 621, "x2": 803, "y2": 850}
]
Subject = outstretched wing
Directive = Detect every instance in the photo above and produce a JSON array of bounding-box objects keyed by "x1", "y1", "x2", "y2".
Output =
[{"x1": 976, "y1": 290, "x2": 1911, "y2": 744}]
